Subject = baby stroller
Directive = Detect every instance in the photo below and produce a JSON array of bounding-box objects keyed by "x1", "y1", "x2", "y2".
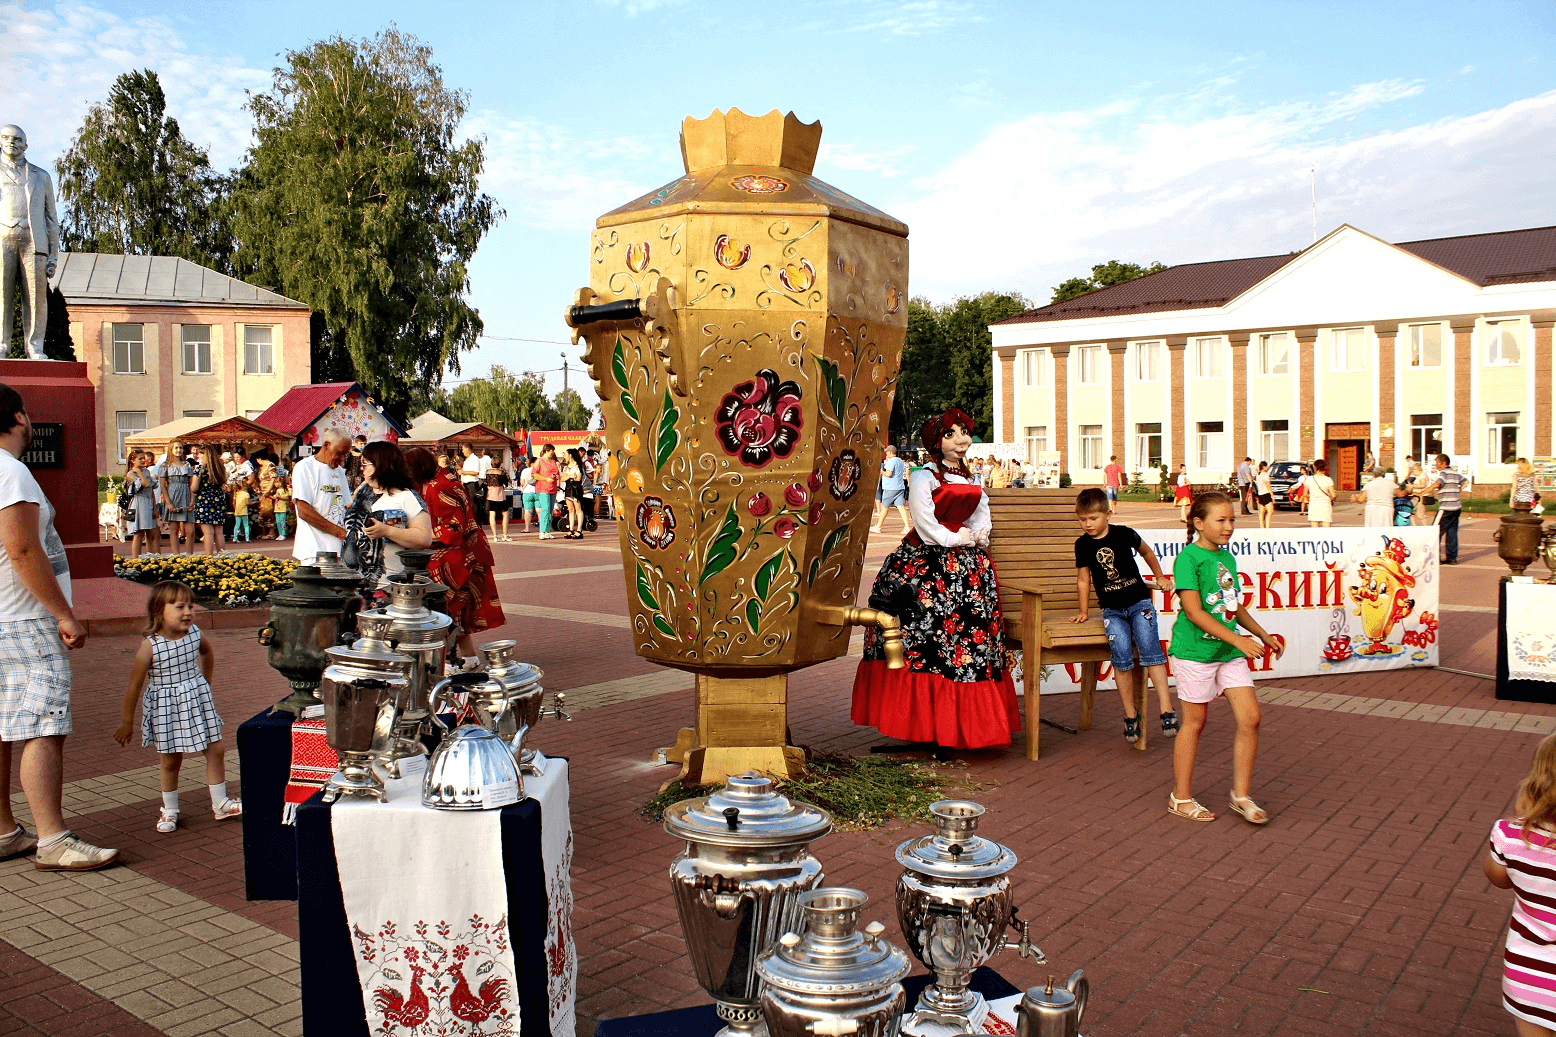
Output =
[{"x1": 1392, "y1": 493, "x2": 1415, "y2": 526}]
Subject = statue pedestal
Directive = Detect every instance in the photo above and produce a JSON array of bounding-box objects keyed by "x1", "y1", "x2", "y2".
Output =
[
  {"x1": 667, "y1": 674, "x2": 805, "y2": 784},
  {"x1": 0, "y1": 360, "x2": 114, "y2": 579}
]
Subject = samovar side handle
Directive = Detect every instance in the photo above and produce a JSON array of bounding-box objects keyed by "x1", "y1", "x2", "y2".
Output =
[
  {"x1": 256, "y1": 623, "x2": 275, "y2": 646},
  {"x1": 692, "y1": 872, "x2": 747, "y2": 919}
]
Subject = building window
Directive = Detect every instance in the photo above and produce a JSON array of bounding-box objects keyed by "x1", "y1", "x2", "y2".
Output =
[
  {"x1": 1194, "y1": 337, "x2": 1222, "y2": 378},
  {"x1": 1407, "y1": 323, "x2": 1442, "y2": 368},
  {"x1": 1078, "y1": 424, "x2": 1104, "y2": 469},
  {"x1": 1021, "y1": 349, "x2": 1045, "y2": 387},
  {"x1": 1076, "y1": 345, "x2": 1101, "y2": 385},
  {"x1": 1135, "y1": 422, "x2": 1162, "y2": 470},
  {"x1": 1331, "y1": 327, "x2": 1365, "y2": 372},
  {"x1": 1260, "y1": 419, "x2": 1289, "y2": 462},
  {"x1": 1134, "y1": 341, "x2": 1163, "y2": 382},
  {"x1": 115, "y1": 411, "x2": 146, "y2": 461},
  {"x1": 244, "y1": 410, "x2": 266, "y2": 420},
  {"x1": 1197, "y1": 421, "x2": 1225, "y2": 471},
  {"x1": 1487, "y1": 320, "x2": 1523, "y2": 366},
  {"x1": 182, "y1": 410, "x2": 213, "y2": 418},
  {"x1": 244, "y1": 325, "x2": 274, "y2": 374},
  {"x1": 1256, "y1": 333, "x2": 1289, "y2": 376},
  {"x1": 1410, "y1": 413, "x2": 1443, "y2": 462},
  {"x1": 112, "y1": 324, "x2": 144, "y2": 375},
  {"x1": 1023, "y1": 425, "x2": 1047, "y2": 464},
  {"x1": 1487, "y1": 411, "x2": 1519, "y2": 465},
  {"x1": 181, "y1": 325, "x2": 211, "y2": 374}
]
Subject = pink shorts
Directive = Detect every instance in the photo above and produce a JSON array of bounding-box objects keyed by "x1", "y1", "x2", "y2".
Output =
[{"x1": 1171, "y1": 657, "x2": 1254, "y2": 703}]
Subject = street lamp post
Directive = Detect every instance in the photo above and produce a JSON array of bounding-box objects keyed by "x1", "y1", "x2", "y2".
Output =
[{"x1": 560, "y1": 350, "x2": 570, "y2": 431}]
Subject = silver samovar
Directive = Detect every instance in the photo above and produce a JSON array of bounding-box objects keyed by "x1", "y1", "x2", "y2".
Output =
[
  {"x1": 479, "y1": 639, "x2": 571, "y2": 774},
  {"x1": 316, "y1": 613, "x2": 413, "y2": 803},
  {"x1": 757, "y1": 888, "x2": 910, "y2": 1037},
  {"x1": 377, "y1": 575, "x2": 453, "y2": 773},
  {"x1": 895, "y1": 801, "x2": 1042, "y2": 1034},
  {"x1": 665, "y1": 773, "x2": 833, "y2": 1037}
]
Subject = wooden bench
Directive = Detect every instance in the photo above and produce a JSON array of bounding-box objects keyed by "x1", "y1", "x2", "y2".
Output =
[{"x1": 986, "y1": 488, "x2": 1163, "y2": 760}]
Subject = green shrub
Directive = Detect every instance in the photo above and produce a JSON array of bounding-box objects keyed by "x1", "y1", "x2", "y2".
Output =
[{"x1": 1059, "y1": 471, "x2": 1072, "y2": 488}]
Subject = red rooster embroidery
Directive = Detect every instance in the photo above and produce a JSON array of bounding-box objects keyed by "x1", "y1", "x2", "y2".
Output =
[
  {"x1": 373, "y1": 963, "x2": 429, "y2": 1030},
  {"x1": 449, "y1": 962, "x2": 509, "y2": 1026}
]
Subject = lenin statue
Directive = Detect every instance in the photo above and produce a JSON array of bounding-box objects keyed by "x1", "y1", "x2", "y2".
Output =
[{"x1": 0, "y1": 125, "x2": 61, "y2": 361}]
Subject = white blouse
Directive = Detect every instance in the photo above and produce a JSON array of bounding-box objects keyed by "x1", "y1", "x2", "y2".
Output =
[{"x1": 907, "y1": 464, "x2": 992, "y2": 548}]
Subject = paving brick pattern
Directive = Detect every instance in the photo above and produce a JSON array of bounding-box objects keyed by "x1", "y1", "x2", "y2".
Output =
[{"x1": 0, "y1": 506, "x2": 1540, "y2": 1035}]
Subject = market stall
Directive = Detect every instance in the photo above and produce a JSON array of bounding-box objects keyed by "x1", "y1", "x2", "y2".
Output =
[
  {"x1": 254, "y1": 381, "x2": 403, "y2": 458},
  {"x1": 401, "y1": 416, "x2": 520, "y2": 470},
  {"x1": 123, "y1": 414, "x2": 292, "y2": 462}
]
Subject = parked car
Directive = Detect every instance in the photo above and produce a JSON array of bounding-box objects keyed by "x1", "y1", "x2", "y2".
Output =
[{"x1": 1268, "y1": 461, "x2": 1311, "y2": 509}]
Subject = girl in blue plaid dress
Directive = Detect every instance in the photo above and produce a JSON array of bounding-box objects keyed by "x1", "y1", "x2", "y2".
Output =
[{"x1": 114, "y1": 581, "x2": 242, "y2": 833}]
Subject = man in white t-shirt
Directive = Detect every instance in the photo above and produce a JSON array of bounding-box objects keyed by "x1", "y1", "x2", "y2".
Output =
[
  {"x1": 292, "y1": 431, "x2": 352, "y2": 563},
  {"x1": 460, "y1": 443, "x2": 488, "y2": 525},
  {"x1": 0, "y1": 383, "x2": 118, "y2": 871}
]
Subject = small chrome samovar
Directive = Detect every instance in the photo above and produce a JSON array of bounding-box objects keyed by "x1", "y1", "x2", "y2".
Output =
[
  {"x1": 480, "y1": 639, "x2": 571, "y2": 773},
  {"x1": 257, "y1": 554, "x2": 364, "y2": 713},
  {"x1": 757, "y1": 888, "x2": 909, "y2": 1037},
  {"x1": 665, "y1": 773, "x2": 833, "y2": 1037},
  {"x1": 378, "y1": 575, "x2": 453, "y2": 770},
  {"x1": 895, "y1": 801, "x2": 1042, "y2": 1034},
  {"x1": 316, "y1": 613, "x2": 412, "y2": 803}
]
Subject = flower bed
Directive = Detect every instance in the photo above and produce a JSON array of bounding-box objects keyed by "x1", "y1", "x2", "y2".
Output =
[{"x1": 114, "y1": 553, "x2": 299, "y2": 608}]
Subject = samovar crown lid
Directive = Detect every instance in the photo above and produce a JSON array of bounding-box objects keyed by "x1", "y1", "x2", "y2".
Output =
[
  {"x1": 755, "y1": 888, "x2": 909, "y2": 995},
  {"x1": 664, "y1": 772, "x2": 831, "y2": 847},
  {"x1": 895, "y1": 799, "x2": 1016, "y2": 879}
]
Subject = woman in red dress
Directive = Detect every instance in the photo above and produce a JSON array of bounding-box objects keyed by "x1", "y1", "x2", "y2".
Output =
[
  {"x1": 851, "y1": 409, "x2": 1020, "y2": 751},
  {"x1": 405, "y1": 448, "x2": 506, "y2": 661}
]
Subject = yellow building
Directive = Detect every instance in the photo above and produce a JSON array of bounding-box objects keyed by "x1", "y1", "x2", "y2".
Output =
[
  {"x1": 51, "y1": 253, "x2": 312, "y2": 474},
  {"x1": 990, "y1": 224, "x2": 1556, "y2": 492}
]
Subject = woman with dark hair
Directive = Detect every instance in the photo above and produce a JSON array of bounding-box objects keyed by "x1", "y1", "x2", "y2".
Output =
[
  {"x1": 850, "y1": 408, "x2": 1021, "y2": 755},
  {"x1": 353, "y1": 441, "x2": 432, "y2": 586},
  {"x1": 405, "y1": 447, "x2": 505, "y2": 661},
  {"x1": 561, "y1": 448, "x2": 585, "y2": 539}
]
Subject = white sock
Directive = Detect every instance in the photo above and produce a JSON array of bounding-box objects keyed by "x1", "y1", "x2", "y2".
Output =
[
  {"x1": 162, "y1": 791, "x2": 179, "y2": 814},
  {"x1": 37, "y1": 830, "x2": 69, "y2": 852},
  {"x1": 209, "y1": 783, "x2": 227, "y2": 809}
]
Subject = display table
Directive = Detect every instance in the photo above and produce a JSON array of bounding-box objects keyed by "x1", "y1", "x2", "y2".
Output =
[
  {"x1": 236, "y1": 707, "x2": 300, "y2": 900},
  {"x1": 1498, "y1": 577, "x2": 1556, "y2": 702},
  {"x1": 594, "y1": 968, "x2": 1022, "y2": 1037},
  {"x1": 297, "y1": 756, "x2": 575, "y2": 1037}
]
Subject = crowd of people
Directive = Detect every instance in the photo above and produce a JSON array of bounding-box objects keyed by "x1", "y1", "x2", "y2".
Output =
[{"x1": 112, "y1": 444, "x2": 294, "y2": 558}]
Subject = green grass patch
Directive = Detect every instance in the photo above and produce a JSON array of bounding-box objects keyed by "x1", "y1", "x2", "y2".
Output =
[{"x1": 643, "y1": 752, "x2": 995, "y2": 832}]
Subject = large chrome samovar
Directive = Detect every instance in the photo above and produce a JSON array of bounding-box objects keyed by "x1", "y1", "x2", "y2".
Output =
[
  {"x1": 257, "y1": 553, "x2": 364, "y2": 712},
  {"x1": 757, "y1": 888, "x2": 909, "y2": 1037},
  {"x1": 665, "y1": 773, "x2": 833, "y2": 1037},
  {"x1": 377, "y1": 574, "x2": 453, "y2": 771},
  {"x1": 895, "y1": 801, "x2": 1041, "y2": 1034},
  {"x1": 316, "y1": 613, "x2": 412, "y2": 803},
  {"x1": 479, "y1": 640, "x2": 570, "y2": 773}
]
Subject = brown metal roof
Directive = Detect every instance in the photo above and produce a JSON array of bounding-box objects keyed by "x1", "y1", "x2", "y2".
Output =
[{"x1": 995, "y1": 224, "x2": 1556, "y2": 326}]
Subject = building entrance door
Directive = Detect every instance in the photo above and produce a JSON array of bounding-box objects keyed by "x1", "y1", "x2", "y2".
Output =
[{"x1": 1325, "y1": 423, "x2": 1371, "y2": 492}]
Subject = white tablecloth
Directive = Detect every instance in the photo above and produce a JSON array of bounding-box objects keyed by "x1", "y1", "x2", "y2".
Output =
[{"x1": 1507, "y1": 581, "x2": 1556, "y2": 683}]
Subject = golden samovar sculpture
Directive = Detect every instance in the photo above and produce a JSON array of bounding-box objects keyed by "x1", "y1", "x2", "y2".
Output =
[{"x1": 567, "y1": 109, "x2": 908, "y2": 783}]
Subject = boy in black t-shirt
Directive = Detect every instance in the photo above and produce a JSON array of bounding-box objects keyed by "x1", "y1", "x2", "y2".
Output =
[{"x1": 1071, "y1": 488, "x2": 1178, "y2": 743}]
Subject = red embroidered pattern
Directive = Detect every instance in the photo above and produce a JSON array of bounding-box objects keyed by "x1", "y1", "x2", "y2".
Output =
[
  {"x1": 354, "y1": 914, "x2": 515, "y2": 1036},
  {"x1": 546, "y1": 833, "x2": 576, "y2": 1020}
]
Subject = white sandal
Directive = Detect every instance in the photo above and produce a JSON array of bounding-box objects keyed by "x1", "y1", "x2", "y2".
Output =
[
  {"x1": 1168, "y1": 794, "x2": 1215, "y2": 822},
  {"x1": 156, "y1": 809, "x2": 179, "y2": 834},
  {"x1": 1228, "y1": 793, "x2": 1269, "y2": 825},
  {"x1": 213, "y1": 798, "x2": 243, "y2": 821}
]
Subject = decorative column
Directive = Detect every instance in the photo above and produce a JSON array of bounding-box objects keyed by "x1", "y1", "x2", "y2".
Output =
[
  {"x1": 1450, "y1": 317, "x2": 1477, "y2": 457},
  {"x1": 998, "y1": 349, "x2": 1015, "y2": 445},
  {"x1": 1168, "y1": 338, "x2": 1187, "y2": 470},
  {"x1": 1228, "y1": 332, "x2": 1250, "y2": 461},
  {"x1": 1376, "y1": 326, "x2": 1397, "y2": 466},
  {"x1": 1534, "y1": 316, "x2": 1554, "y2": 456},
  {"x1": 1107, "y1": 340, "x2": 1128, "y2": 462},
  {"x1": 1296, "y1": 328, "x2": 1318, "y2": 460},
  {"x1": 1051, "y1": 344, "x2": 1072, "y2": 474}
]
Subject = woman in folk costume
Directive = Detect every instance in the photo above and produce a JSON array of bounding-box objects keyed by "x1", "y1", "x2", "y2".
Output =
[{"x1": 852, "y1": 409, "x2": 1021, "y2": 751}]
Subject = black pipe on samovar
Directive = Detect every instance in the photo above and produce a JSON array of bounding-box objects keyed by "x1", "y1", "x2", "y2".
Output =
[{"x1": 258, "y1": 551, "x2": 366, "y2": 715}]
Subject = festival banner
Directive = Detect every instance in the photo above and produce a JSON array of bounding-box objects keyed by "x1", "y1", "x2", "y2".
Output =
[{"x1": 1034, "y1": 526, "x2": 1440, "y2": 693}]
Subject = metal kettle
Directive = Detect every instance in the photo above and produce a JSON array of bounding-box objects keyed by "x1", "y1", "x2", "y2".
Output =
[
  {"x1": 1016, "y1": 972, "x2": 1087, "y2": 1037},
  {"x1": 421, "y1": 674, "x2": 525, "y2": 810}
]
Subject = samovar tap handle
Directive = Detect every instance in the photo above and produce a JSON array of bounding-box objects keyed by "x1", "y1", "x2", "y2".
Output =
[
  {"x1": 692, "y1": 873, "x2": 746, "y2": 919},
  {"x1": 1004, "y1": 907, "x2": 1046, "y2": 964},
  {"x1": 256, "y1": 623, "x2": 275, "y2": 646},
  {"x1": 808, "y1": 1020, "x2": 858, "y2": 1036},
  {"x1": 541, "y1": 691, "x2": 572, "y2": 722}
]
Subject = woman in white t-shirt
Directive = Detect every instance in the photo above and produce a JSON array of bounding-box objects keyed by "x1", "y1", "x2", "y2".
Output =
[
  {"x1": 1303, "y1": 458, "x2": 1337, "y2": 528},
  {"x1": 1254, "y1": 461, "x2": 1275, "y2": 528},
  {"x1": 359, "y1": 442, "x2": 432, "y2": 586},
  {"x1": 1360, "y1": 467, "x2": 1398, "y2": 527}
]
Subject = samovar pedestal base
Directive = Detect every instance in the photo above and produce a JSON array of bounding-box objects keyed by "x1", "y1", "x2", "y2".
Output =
[
  {"x1": 321, "y1": 752, "x2": 387, "y2": 804},
  {"x1": 713, "y1": 999, "x2": 768, "y2": 1037},
  {"x1": 663, "y1": 675, "x2": 806, "y2": 784},
  {"x1": 907, "y1": 987, "x2": 989, "y2": 1035}
]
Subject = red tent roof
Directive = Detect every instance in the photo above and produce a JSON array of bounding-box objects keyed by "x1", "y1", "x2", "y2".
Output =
[{"x1": 255, "y1": 382, "x2": 405, "y2": 437}]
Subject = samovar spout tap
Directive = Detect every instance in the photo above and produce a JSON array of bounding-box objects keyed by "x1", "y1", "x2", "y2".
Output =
[
  {"x1": 813, "y1": 605, "x2": 905, "y2": 669},
  {"x1": 1003, "y1": 910, "x2": 1046, "y2": 964}
]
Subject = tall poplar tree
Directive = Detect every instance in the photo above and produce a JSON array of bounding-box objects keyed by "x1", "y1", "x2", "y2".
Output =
[{"x1": 229, "y1": 28, "x2": 502, "y2": 415}]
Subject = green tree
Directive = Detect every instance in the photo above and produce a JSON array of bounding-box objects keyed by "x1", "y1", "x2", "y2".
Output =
[
  {"x1": 887, "y1": 292, "x2": 1027, "y2": 442},
  {"x1": 54, "y1": 69, "x2": 231, "y2": 268},
  {"x1": 551, "y1": 388, "x2": 593, "y2": 431},
  {"x1": 5, "y1": 286, "x2": 76, "y2": 360},
  {"x1": 445, "y1": 367, "x2": 555, "y2": 431},
  {"x1": 1050, "y1": 259, "x2": 1166, "y2": 303},
  {"x1": 229, "y1": 27, "x2": 502, "y2": 414}
]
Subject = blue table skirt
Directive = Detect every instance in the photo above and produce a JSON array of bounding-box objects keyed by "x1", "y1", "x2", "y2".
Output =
[
  {"x1": 594, "y1": 967, "x2": 1022, "y2": 1037},
  {"x1": 236, "y1": 707, "x2": 298, "y2": 900}
]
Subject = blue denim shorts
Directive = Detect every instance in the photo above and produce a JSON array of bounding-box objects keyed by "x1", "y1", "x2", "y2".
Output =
[{"x1": 1101, "y1": 598, "x2": 1166, "y2": 672}]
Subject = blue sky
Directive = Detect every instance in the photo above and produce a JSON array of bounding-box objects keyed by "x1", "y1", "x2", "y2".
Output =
[{"x1": 6, "y1": 0, "x2": 1555, "y2": 406}]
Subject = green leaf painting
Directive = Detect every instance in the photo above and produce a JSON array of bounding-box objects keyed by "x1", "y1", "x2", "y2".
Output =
[
  {"x1": 808, "y1": 557, "x2": 821, "y2": 587},
  {"x1": 745, "y1": 599, "x2": 763, "y2": 633},
  {"x1": 611, "y1": 338, "x2": 629, "y2": 389},
  {"x1": 816, "y1": 356, "x2": 847, "y2": 426},
  {"x1": 654, "y1": 391, "x2": 680, "y2": 471},
  {"x1": 755, "y1": 551, "x2": 784, "y2": 601},
  {"x1": 653, "y1": 615, "x2": 679, "y2": 639},
  {"x1": 621, "y1": 391, "x2": 639, "y2": 423},
  {"x1": 636, "y1": 564, "x2": 662, "y2": 611},
  {"x1": 821, "y1": 525, "x2": 849, "y2": 564},
  {"x1": 699, "y1": 506, "x2": 742, "y2": 585}
]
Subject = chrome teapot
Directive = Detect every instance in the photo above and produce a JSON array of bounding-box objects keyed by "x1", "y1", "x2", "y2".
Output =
[
  {"x1": 479, "y1": 640, "x2": 570, "y2": 773},
  {"x1": 665, "y1": 773, "x2": 833, "y2": 1037},
  {"x1": 1016, "y1": 972, "x2": 1087, "y2": 1037},
  {"x1": 895, "y1": 801, "x2": 1042, "y2": 1034},
  {"x1": 421, "y1": 675, "x2": 525, "y2": 810},
  {"x1": 757, "y1": 888, "x2": 909, "y2": 1037}
]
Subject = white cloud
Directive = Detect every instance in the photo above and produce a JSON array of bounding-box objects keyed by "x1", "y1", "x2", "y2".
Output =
[
  {"x1": 817, "y1": 141, "x2": 917, "y2": 178},
  {"x1": 899, "y1": 83, "x2": 1556, "y2": 303},
  {"x1": 0, "y1": 1, "x2": 269, "y2": 170},
  {"x1": 831, "y1": 0, "x2": 982, "y2": 35},
  {"x1": 593, "y1": 0, "x2": 689, "y2": 15}
]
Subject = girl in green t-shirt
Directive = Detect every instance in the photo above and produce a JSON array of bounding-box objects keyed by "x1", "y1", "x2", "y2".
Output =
[{"x1": 1167, "y1": 491, "x2": 1284, "y2": 826}]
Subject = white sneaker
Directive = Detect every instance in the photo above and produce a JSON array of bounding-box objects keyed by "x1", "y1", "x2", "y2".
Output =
[{"x1": 33, "y1": 833, "x2": 119, "y2": 872}]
